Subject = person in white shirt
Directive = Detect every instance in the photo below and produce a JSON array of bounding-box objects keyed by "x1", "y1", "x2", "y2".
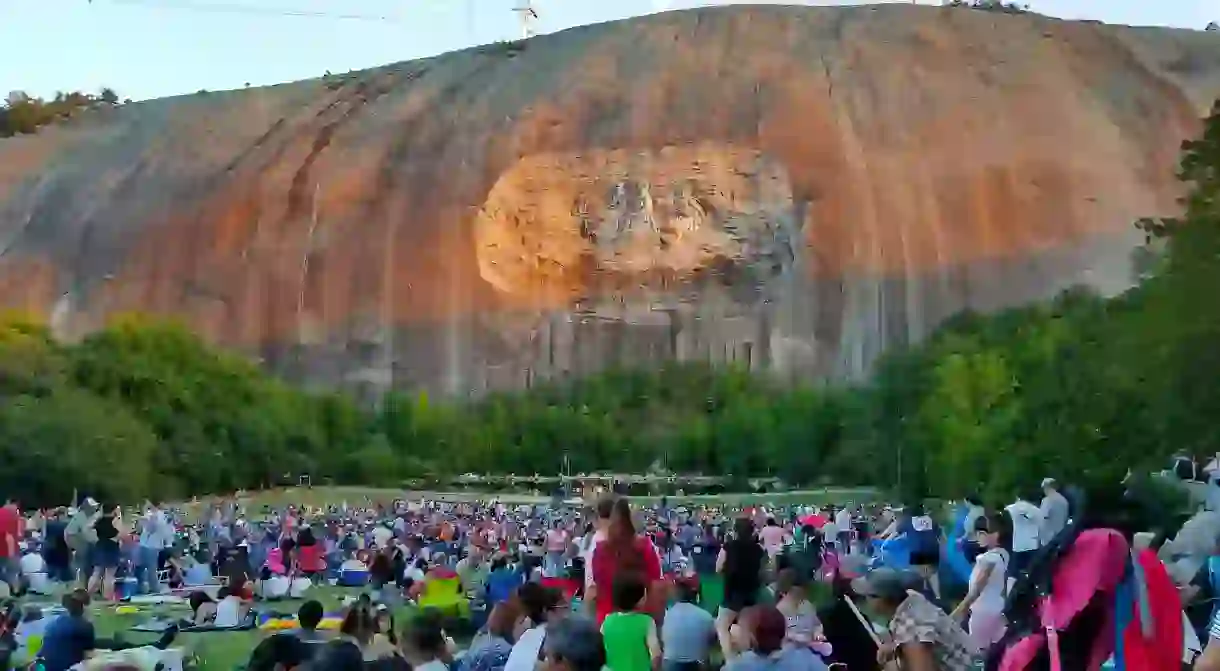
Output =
[
  {"x1": 579, "y1": 496, "x2": 615, "y2": 591},
  {"x1": 1005, "y1": 493, "x2": 1043, "y2": 581},
  {"x1": 963, "y1": 498, "x2": 985, "y2": 539},
  {"x1": 834, "y1": 505, "x2": 853, "y2": 552},
  {"x1": 504, "y1": 582, "x2": 566, "y2": 671},
  {"x1": 950, "y1": 513, "x2": 1009, "y2": 651},
  {"x1": 213, "y1": 586, "x2": 247, "y2": 628},
  {"x1": 372, "y1": 524, "x2": 393, "y2": 550}
]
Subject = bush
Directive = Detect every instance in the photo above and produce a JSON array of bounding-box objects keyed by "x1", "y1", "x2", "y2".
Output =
[
  {"x1": 1, "y1": 89, "x2": 120, "y2": 138},
  {"x1": 947, "y1": 0, "x2": 1030, "y2": 14}
]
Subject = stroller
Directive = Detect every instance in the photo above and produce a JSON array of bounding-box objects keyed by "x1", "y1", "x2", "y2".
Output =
[{"x1": 985, "y1": 487, "x2": 1186, "y2": 671}]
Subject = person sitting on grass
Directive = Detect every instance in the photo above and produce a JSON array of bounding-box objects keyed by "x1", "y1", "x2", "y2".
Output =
[
  {"x1": 405, "y1": 613, "x2": 451, "y2": 671},
  {"x1": 188, "y1": 590, "x2": 217, "y2": 626},
  {"x1": 294, "y1": 599, "x2": 328, "y2": 643},
  {"x1": 773, "y1": 569, "x2": 826, "y2": 651},
  {"x1": 851, "y1": 567, "x2": 976, "y2": 671},
  {"x1": 40, "y1": 589, "x2": 178, "y2": 671},
  {"x1": 221, "y1": 546, "x2": 255, "y2": 601},
  {"x1": 538, "y1": 617, "x2": 607, "y2": 671},
  {"x1": 246, "y1": 632, "x2": 312, "y2": 671},
  {"x1": 460, "y1": 600, "x2": 519, "y2": 671},
  {"x1": 486, "y1": 555, "x2": 524, "y2": 607},
  {"x1": 601, "y1": 576, "x2": 661, "y2": 671},
  {"x1": 182, "y1": 549, "x2": 213, "y2": 587},
  {"x1": 213, "y1": 585, "x2": 249, "y2": 628},
  {"x1": 364, "y1": 605, "x2": 401, "y2": 662},
  {"x1": 12, "y1": 605, "x2": 48, "y2": 666},
  {"x1": 312, "y1": 601, "x2": 376, "y2": 669},
  {"x1": 725, "y1": 606, "x2": 827, "y2": 671},
  {"x1": 661, "y1": 578, "x2": 716, "y2": 671}
]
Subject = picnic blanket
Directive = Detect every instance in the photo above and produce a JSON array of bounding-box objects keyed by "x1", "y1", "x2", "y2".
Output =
[{"x1": 131, "y1": 610, "x2": 258, "y2": 633}]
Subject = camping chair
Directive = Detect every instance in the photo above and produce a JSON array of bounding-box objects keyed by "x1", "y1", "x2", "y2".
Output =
[{"x1": 417, "y1": 576, "x2": 469, "y2": 619}]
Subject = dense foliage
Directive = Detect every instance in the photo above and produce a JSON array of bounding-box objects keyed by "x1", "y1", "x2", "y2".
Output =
[
  {"x1": 4, "y1": 103, "x2": 1220, "y2": 509},
  {"x1": 0, "y1": 89, "x2": 121, "y2": 138}
]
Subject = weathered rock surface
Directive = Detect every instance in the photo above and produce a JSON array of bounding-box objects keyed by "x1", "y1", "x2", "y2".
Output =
[{"x1": 1, "y1": 5, "x2": 1219, "y2": 399}]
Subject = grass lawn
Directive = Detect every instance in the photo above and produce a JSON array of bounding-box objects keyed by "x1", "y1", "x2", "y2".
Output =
[
  {"x1": 36, "y1": 586, "x2": 388, "y2": 671},
  {"x1": 34, "y1": 573, "x2": 844, "y2": 670}
]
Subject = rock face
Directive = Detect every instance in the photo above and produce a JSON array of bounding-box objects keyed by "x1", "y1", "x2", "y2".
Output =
[{"x1": 1, "y1": 5, "x2": 1219, "y2": 399}]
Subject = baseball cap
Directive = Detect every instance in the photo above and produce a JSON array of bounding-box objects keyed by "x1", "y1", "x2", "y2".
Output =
[
  {"x1": 850, "y1": 567, "x2": 920, "y2": 602},
  {"x1": 1041, "y1": 478, "x2": 1056, "y2": 488}
]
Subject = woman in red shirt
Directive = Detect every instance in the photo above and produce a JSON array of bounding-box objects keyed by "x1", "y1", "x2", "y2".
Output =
[{"x1": 589, "y1": 498, "x2": 661, "y2": 624}]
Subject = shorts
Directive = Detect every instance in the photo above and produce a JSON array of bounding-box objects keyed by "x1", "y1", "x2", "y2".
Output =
[
  {"x1": 910, "y1": 548, "x2": 940, "y2": 567},
  {"x1": 720, "y1": 590, "x2": 758, "y2": 614},
  {"x1": 92, "y1": 543, "x2": 120, "y2": 569}
]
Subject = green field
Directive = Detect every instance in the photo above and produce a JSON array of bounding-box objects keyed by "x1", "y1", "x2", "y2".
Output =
[
  {"x1": 18, "y1": 586, "x2": 375, "y2": 671},
  {"x1": 78, "y1": 585, "x2": 436, "y2": 671}
]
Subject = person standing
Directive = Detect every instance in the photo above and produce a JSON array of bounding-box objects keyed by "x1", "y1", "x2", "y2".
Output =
[
  {"x1": 900, "y1": 504, "x2": 943, "y2": 600},
  {"x1": 1004, "y1": 492, "x2": 1043, "y2": 581},
  {"x1": 950, "y1": 514, "x2": 1010, "y2": 651},
  {"x1": 1038, "y1": 478, "x2": 1070, "y2": 545},
  {"x1": 715, "y1": 517, "x2": 765, "y2": 660},
  {"x1": 580, "y1": 496, "x2": 616, "y2": 594},
  {"x1": 86, "y1": 504, "x2": 123, "y2": 600},
  {"x1": 961, "y1": 496, "x2": 986, "y2": 563},
  {"x1": 758, "y1": 518, "x2": 786, "y2": 565},
  {"x1": 64, "y1": 498, "x2": 98, "y2": 588},
  {"x1": 0, "y1": 498, "x2": 21, "y2": 594},
  {"x1": 138, "y1": 501, "x2": 171, "y2": 595},
  {"x1": 834, "y1": 505, "x2": 854, "y2": 554},
  {"x1": 43, "y1": 508, "x2": 72, "y2": 585},
  {"x1": 545, "y1": 520, "x2": 569, "y2": 578},
  {"x1": 590, "y1": 499, "x2": 662, "y2": 625},
  {"x1": 600, "y1": 577, "x2": 661, "y2": 671}
]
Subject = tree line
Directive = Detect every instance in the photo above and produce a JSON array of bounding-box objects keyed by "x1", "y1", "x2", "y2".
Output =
[
  {"x1": 4, "y1": 102, "x2": 1220, "y2": 509},
  {"x1": 1, "y1": 89, "x2": 124, "y2": 138}
]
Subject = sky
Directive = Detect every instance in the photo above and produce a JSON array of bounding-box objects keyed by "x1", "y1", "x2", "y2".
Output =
[{"x1": 2, "y1": 0, "x2": 1217, "y2": 101}]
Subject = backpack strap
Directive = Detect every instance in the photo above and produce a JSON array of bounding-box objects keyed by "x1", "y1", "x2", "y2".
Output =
[{"x1": 535, "y1": 629, "x2": 548, "y2": 661}]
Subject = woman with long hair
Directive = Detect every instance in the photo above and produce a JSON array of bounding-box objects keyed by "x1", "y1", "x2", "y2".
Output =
[{"x1": 590, "y1": 498, "x2": 662, "y2": 625}]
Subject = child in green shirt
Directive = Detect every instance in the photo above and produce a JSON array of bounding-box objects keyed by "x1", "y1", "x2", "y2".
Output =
[{"x1": 601, "y1": 576, "x2": 661, "y2": 671}]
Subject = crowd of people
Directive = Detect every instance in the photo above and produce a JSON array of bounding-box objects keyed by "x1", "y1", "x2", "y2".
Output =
[{"x1": 3, "y1": 475, "x2": 1220, "y2": 670}]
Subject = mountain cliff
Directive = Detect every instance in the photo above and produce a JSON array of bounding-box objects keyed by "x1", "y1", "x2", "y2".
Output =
[{"x1": 2, "y1": 4, "x2": 1218, "y2": 399}]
